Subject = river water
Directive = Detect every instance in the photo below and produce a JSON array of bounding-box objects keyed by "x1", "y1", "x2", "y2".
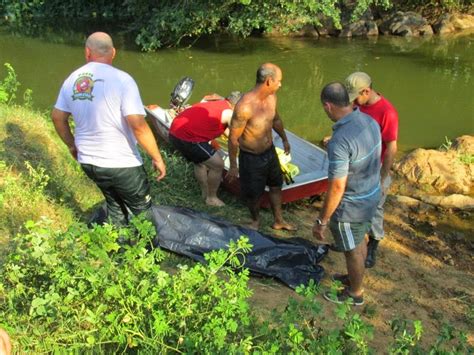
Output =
[{"x1": 1, "y1": 32, "x2": 473, "y2": 151}]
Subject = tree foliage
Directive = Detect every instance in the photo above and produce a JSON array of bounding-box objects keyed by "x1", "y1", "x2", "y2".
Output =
[{"x1": 0, "y1": 0, "x2": 396, "y2": 50}]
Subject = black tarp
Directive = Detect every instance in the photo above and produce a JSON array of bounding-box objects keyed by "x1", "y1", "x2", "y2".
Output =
[
  {"x1": 90, "y1": 204, "x2": 328, "y2": 289},
  {"x1": 149, "y1": 205, "x2": 327, "y2": 289}
]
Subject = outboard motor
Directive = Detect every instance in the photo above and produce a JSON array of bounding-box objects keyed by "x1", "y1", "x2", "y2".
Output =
[{"x1": 170, "y1": 77, "x2": 194, "y2": 110}]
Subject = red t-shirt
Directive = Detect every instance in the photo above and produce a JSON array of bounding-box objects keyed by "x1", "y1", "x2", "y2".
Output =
[
  {"x1": 169, "y1": 100, "x2": 230, "y2": 142},
  {"x1": 358, "y1": 95, "x2": 398, "y2": 161}
]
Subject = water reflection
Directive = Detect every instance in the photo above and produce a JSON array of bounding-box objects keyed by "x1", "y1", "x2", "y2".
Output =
[{"x1": 0, "y1": 32, "x2": 472, "y2": 151}]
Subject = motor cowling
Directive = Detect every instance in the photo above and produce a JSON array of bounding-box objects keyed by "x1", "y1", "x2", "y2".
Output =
[{"x1": 170, "y1": 77, "x2": 194, "y2": 110}]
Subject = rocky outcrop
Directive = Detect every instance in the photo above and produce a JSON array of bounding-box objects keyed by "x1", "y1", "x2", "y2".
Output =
[
  {"x1": 433, "y1": 13, "x2": 474, "y2": 35},
  {"x1": 394, "y1": 135, "x2": 473, "y2": 196},
  {"x1": 340, "y1": 19, "x2": 378, "y2": 37},
  {"x1": 379, "y1": 11, "x2": 434, "y2": 36}
]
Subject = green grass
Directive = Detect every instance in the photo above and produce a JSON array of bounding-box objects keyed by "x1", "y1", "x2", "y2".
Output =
[
  {"x1": 0, "y1": 103, "x2": 300, "y2": 249},
  {"x1": 0, "y1": 105, "x2": 103, "y2": 240}
]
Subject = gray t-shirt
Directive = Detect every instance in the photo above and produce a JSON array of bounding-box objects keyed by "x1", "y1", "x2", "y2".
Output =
[{"x1": 327, "y1": 108, "x2": 382, "y2": 222}]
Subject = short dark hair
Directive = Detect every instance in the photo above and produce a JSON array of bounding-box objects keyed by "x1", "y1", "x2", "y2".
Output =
[
  {"x1": 256, "y1": 64, "x2": 277, "y2": 84},
  {"x1": 320, "y1": 82, "x2": 350, "y2": 107}
]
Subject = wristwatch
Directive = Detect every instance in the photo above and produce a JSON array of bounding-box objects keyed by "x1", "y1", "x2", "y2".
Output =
[{"x1": 316, "y1": 218, "x2": 327, "y2": 226}]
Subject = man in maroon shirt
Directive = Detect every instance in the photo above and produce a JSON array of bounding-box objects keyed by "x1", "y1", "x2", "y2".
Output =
[
  {"x1": 345, "y1": 72, "x2": 399, "y2": 268},
  {"x1": 169, "y1": 92, "x2": 241, "y2": 206}
]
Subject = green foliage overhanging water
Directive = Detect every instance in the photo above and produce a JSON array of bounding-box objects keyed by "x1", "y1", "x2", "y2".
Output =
[{"x1": 2, "y1": 0, "x2": 393, "y2": 50}]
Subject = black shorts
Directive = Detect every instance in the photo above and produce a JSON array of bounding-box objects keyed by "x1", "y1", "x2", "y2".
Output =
[
  {"x1": 239, "y1": 145, "x2": 283, "y2": 200},
  {"x1": 169, "y1": 134, "x2": 216, "y2": 164}
]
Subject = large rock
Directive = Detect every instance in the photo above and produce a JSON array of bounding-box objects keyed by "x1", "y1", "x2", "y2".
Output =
[
  {"x1": 433, "y1": 13, "x2": 474, "y2": 35},
  {"x1": 379, "y1": 11, "x2": 433, "y2": 37},
  {"x1": 394, "y1": 136, "x2": 473, "y2": 195},
  {"x1": 340, "y1": 20, "x2": 379, "y2": 37}
]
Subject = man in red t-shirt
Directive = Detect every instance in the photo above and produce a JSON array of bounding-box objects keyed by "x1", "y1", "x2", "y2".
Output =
[
  {"x1": 169, "y1": 92, "x2": 241, "y2": 206},
  {"x1": 345, "y1": 72, "x2": 399, "y2": 268}
]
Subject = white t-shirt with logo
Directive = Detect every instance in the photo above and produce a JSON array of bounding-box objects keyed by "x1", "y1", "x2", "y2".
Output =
[{"x1": 54, "y1": 62, "x2": 146, "y2": 168}]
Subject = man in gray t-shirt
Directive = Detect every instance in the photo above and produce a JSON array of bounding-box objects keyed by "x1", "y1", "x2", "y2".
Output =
[{"x1": 313, "y1": 82, "x2": 381, "y2": 306}]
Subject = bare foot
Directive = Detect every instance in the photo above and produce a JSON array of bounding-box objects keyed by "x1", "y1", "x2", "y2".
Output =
[
  {"x1": 205, "y1": 197, "x2": 225, "y2": 207},
  {"x1": 272, "y1": 222, "x2": 297, "y2": 231}
]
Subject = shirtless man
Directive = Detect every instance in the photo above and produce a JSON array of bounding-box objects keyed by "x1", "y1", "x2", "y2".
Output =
[{"x1": 227, "y1": 63, "x2": 296, "y2": 231}]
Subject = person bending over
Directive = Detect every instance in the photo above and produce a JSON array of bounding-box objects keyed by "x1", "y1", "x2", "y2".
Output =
[{"x1": 169, "y1": 92, "x2": 241, "y2": 206}]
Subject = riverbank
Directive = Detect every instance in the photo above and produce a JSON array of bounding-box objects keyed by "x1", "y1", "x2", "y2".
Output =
[
  {"x1": 0, "y1": 104, "x2": 472, "y2": 351},
  {"x1": 270, "y1": 4, "x2": 474, "y2": 39}
]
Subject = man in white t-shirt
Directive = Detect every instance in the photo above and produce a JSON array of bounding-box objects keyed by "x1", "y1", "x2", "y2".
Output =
[{"x1": 51, "y1": 32, "x2": 166, "y2": 225}]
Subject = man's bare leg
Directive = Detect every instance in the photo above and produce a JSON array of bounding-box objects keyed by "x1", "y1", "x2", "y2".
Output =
[
  {"x1": 194, "y1": 163, "x2": 209, "y2": 200},
  {"x1": 246, "y1": 197, "x2": 260, "y2": 230},
  {"x1": 344, "y1": 241, "x2": 366, "y2": 297},
  {"x1": 268, "y1": 186, "x2": 296, "y2": 231},
  {"x1": 202, "y1": 154, "x2": 225, "y2": 206}
]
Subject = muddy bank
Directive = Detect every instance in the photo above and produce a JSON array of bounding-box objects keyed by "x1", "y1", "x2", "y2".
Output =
[{"x1": 249, "y1": 135, "x2": 474, "y2": 349}]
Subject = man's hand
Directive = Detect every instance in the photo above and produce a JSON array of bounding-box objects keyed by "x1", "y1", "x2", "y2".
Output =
[
  {"x1": 283, "y1": 140, "x2": 290, "y2": 155},
  {"x1": 226, "y1": 166, "x2": 239, "y2": 183},
  {"x1": 312, "y1": 222, "x2": 327, "y2": 241},
  {"x1": 152, "y1": 158, "x2": 166, "y2": 181},
  {"x1": 321, "y1": 135, "x2": 332, "y2": 148}
]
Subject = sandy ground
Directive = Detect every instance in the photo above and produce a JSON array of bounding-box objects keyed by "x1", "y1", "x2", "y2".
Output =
[{"x1": 246, "y1": 188, "x2": 474, "y2": 350}]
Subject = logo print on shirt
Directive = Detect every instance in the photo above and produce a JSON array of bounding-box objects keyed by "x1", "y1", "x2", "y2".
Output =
[{"x1": 72, "y1": 73, "x2": 102, "y2": 101}]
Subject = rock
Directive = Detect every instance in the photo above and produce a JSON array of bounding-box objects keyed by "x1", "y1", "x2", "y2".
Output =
[
  {"x1": 390, "y1": 195, "x2": 421, "y2": 207},
  {"x1": 433, "y1": 13, "x2": 474, "y2": 35},
  {"x1": 452, "y1": 135, "x2": 474, "y2": 155},
  {"x1": 291, "y1": 24, "x2": 319, "y2": 38},
  {"x1": 316, "y1": 15, "x2": 339, "y2": 37},
  {"x1": 417, "y1": 194, "x2": 474, "y2": 210},
  {"x1": 340, "y1": 20, "x2": 379, "y2": 37},
  {"x1": 379, "y1": 11, "x2": 433, "y2": 37},
  {"x1": 394, "y1": 136, "x2": 473, "y2": 195}
]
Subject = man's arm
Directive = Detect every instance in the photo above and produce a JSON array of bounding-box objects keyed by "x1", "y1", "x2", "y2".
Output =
[
  {"x1": 51, "y1": 108, "x2": 77, "y2": 160},
  {"x1": 221, "y1": 108, "x2": 233, "y2": 137},
  {"x1": 312, "y1": 176, "x2": 347, "y2": 241},
  {"x1": 381, "y1": 140, "x2": 397, "y2": 185},
  {"x1": 127, "y1": 114, "x2": 166, "y2": 181},
  {"x1": 227, "y1": 105, "x2": 250, "y2": 181},
  {"x1": 272, "y1": 111, "x2": 290, "y2": 154}
]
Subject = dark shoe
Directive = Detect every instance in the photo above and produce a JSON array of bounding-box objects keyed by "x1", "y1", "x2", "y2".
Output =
[
  {"x1": 331, "y1": 273, "x2": 350, "y2": 287},
  {"x1": 323, "y1": 288, "x2": 364, "y2": 306},
  {"x1": 365, "y1": 238, "x2": 379, "y2": 269}
]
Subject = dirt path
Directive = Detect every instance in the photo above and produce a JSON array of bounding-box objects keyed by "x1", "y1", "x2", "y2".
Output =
[{"x1": 248, "y1": 192, "x2": 474, "y2": 350}]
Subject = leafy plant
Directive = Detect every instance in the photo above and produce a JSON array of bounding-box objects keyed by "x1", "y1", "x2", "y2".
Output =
[
  {"x1": 389, "y1": 318, "x2": 423, "y2": 354},
  {"x1": 458, "y1": 153, "x2": 474, "y2": 165},
  {"x1": 0, "y1": 63, "x2": 20, "y2": 105}
]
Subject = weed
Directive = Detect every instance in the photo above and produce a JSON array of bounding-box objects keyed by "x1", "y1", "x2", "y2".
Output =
[
  {"x1": 458, "y1": 153, "x2": 474, "y2": 165},
  {"x1": 0, "y1": 63, "x2": 20, "y2": 105},
  {"x1": 439, "y1": 136, "x2": 453, "y2": 151}
]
